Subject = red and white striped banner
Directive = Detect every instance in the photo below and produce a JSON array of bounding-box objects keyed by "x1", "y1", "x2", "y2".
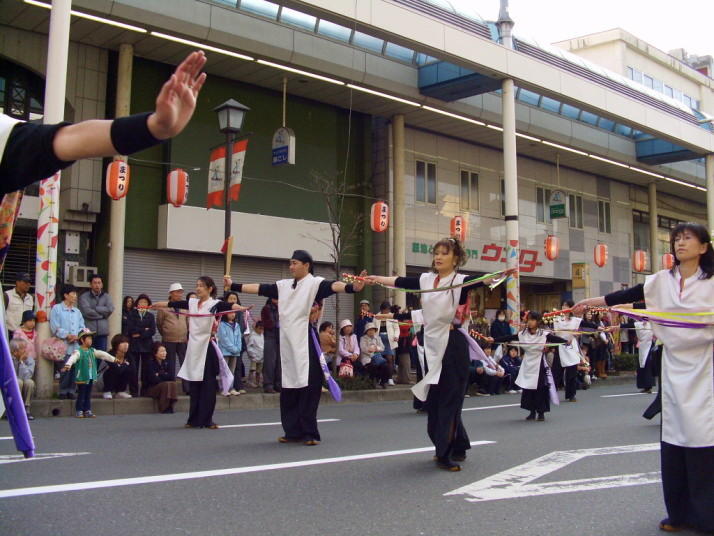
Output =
[{"x1": 207, "y1": 139, "x2": 249, "y2": 208}]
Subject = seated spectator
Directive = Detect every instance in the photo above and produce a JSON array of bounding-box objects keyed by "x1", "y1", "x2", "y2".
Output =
[
  {"x1": 102, "y1": 334, "x2": 133, "y2": 399},
  {"x1": 319, "y1": 321, "x2": 337, "y2": 367},
  {"x1": 338, "y1": 319, "x2": 359, "y2": 378},
  {"x1": 359, "y1": 323, "x2": 391, "y2": 388},
  {"x1": 577, "y1": 355, "x2": 592, "y2": 389},
  {"x1": 144, "y1": 342, "x2": 178, "y2": 414},
  {"x1": 9, "y1": 339, "x2": 35, "y2": 420},
  {"x1": 13, "y1": 310, "x2": 38, "y2": 361},
  {"x1": 468, "y1": 345, "x2": 505, "y2": 396},
  {"x1": 500, "y1": 345, "x2": 522, "y2": 394},
  {"x1": 246, "y1": 321, "x2": 264, "y2": 387}
]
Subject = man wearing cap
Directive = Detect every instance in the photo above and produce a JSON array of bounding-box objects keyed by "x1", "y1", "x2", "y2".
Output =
[
  {"x1": 157, "y1": 283, "x2": 189, "y2": 394},
  {"x1": 354, "y1": 299, "x2": 374, "y2": 340},
  {"x1": 225, "y1": 250, "x2": 366, "y2": 445},
  {"x1": 78, "y1": 274, "x2": 114, "y2": 352},
  {"x1": 4, "y1": 272, "x2": 34, "y2": 341}
]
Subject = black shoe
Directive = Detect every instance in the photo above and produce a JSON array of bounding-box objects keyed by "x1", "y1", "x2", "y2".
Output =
[
  {"x1": 526, "y1": 412, "x2": 536, "y2": 421},
  {"x1": 537, "y1": 413, "x2": 545, "y2": 422},
  {"x1": 452, "y1": 451, "x2": 467, "y2": 462},
  {"x1": 567, "y1": 397, "x2": 577, "y2": 402},
  {"x1": 161, "y1": 408, "x2": 174, "y2": 414},
  {"x1": 67, "y1": 393, "x2": 75, "y2": 400},
  {"x1": 264, "y1": 388, "x2": 277, "y2": 394},
  {"x1": 435, "y1": 457, "x2": 461, "y2": 472},
  {"x1": 659, "y1": 518, "x2": 685, "y2": 532},
  {"x1": 58, "y1": 394, "x2": 67, "y2": 400},
  {"x1": 26, "y1": 412, "x2": 34, "y2": 421}
]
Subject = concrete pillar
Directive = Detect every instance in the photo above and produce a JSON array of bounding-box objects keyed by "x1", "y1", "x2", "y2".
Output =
[
  {"x1": 108, "y1": 44, "x2": 133, "y2": 338},
  {"x1": 35, "y1": 0, "x2": 71, "y2": 399},
  {"x1": 649, "y1": 182, "x2": 659, "y2": 272},
  {"x1": 502, "y1": 78, "x2": 520, "y2": 330},
  {"x1": 392, "y1": 114, "x2": 406, "y2": 310},
  {"x1": 705, "y1": 154, "x2": 714, "y2": 239}
]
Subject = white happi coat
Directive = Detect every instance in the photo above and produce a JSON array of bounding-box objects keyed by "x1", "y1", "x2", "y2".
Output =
[
  {"x1": 411, "y1": 272, "x2": 467, "y2": 402},
  {"x1": 515, "y1": 329, "x2": 549, "y2": 390},
  {"x1": 644, "y1": 267, "x2": 714, "y2": 447},
  {"x1": 0, "y1": 114, "x2": 21, "y2": 158},
  {"x1": 178, "y1": 297, "x2": 220, "y2": 381},
  {"x1": 634, "y1": 321, "x2": 653, "y2": 368},
  {"x1": 553, "y1": 316, "x2": 583, "y2": 367},
  {"x1": 276, "y1": 274, "x2": 324, "y2": 389}
]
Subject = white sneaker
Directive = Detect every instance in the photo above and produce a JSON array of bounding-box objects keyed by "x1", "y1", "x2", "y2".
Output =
[
  {"x1": 507, "y1": 390, "x2": 518, "y2": 394},
  {"x1": 229, "y1": 389, "x2": 240, "y2": 396},
  {"x1": 102, "y1": 392, "x2": 113, "y2": 399},
  {"x1": 387, "y1": 379, "x2": 395, "y2": 386},
  {"x1": 116, "y1": 392, "x2": 132, "y2": 399}
]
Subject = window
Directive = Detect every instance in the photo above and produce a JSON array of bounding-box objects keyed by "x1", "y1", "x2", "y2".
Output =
[
  {"x1": 664, "y1": 85, "x2": 673, "y2": 98},
  {"x1": 238, "y1": 0, "x2": 279, "y2": 18},
  {"x1": 415, "y1": 160, "x2": 436, "y2": 204},
  {"x1": 539, "y1": 96, "x2": 561, "y2": 113},
  {"x1": 568, "y1": 194, "x2": 583, "y2": 229},
  {"x1": 516, "y1": 88, "x2": 540, "y2": 106},
  {"x1": 536, "y1": 187, "x2": 552, "y2": 224},
  {"x1": 561, "y1": 103, "x2": 580, "y2": 119},
  {"x1": 351, "y1": 31, "x2": 384, "y2": 53},
  {"x1": 579, "y1": 110, "x2": 598, "y2": 125},
  {"x1": 460, "y1": 170, "x2": 479, "y2": 212},
  {"x1": 279, "y1": 7, "x2": 317, "y2": 30},
  {"x1": 316, "y1": 19, "x2": 352, "y2": 41},
  {"x1": 598, "y1": 200, "x2": 611, "y2": 233},
  {"x1": 500, "y1": 178, "x2": 506, "y2": 217},
  {"x1": 384, "y1": 42, "x2": 415, "y2": 63},
  {"x1": 643, "y1": 74, "x2": 654, "y2": 89}
]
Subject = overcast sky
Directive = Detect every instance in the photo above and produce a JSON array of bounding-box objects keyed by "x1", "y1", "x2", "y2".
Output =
[{"x1": 450, "y1": 0, "x2": 713, "y2": 57}]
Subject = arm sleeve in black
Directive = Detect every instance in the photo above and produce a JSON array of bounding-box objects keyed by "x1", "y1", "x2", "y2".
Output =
[
  {"x1": 258, "y1": 284, "x2": 279, "y2": 299},
  {"x1": 167, "y1": 300, "x2": 189, "y2": 309},
  {"x1": 394, "y1": 276, "x2": 420, "y2": 290},
  {"x1": 492, "y1": 334, "x2": 519, "y2": 343},
  {"x1": 315, "y1": 280, "x2": 337, "y2": 301},
  {"x1": 546, "y1": 333, "x2": 568, "y2": 344},
  {"x1": 211, "y1": 301, "x2": 233, "y2": 313},
  {"x1": 0, "y1": 121, "x2": 75, "y2": 195},
  {"x1": 604, "y1": 284, "x2": 644, "y2": 306}
]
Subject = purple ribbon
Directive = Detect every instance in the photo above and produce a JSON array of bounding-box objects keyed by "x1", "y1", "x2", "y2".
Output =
[
  {"x1": 0, "y1": 328, "x2": 35, "y2": 458},
  {"x1": 543, "y1": 356, "x2": 560, "y2": 406},
  {"x1": 615, "y1": 308, "x2": 711, "y2": 329},
  {"x1": 210, "y1": 340, "x2": 235, "y2": 396},
  {"x1": 309, "y1": 328, "x2": 342, "y2": 402}
]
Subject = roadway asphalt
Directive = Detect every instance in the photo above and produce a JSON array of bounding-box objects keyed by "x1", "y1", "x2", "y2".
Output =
[{"x1": 0, "y1": 381, "x2": 697, "y2": 536}]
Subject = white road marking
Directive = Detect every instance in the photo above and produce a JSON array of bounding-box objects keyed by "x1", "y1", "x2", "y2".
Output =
[
  {"x1": 0, "y1": 452, "x2": 90, "y2": 465},
  {"x1": 220, "y1": 418, "x2": 340, "y2": 429},
  {"x1": 601, "y1": 392, "x2": 657, "y2": 398},
  {"x1": 0, "y1": 441, "x2": 495, "y2": 499},
  {"x1": 463, "y1": 404, "x2": 520, "y2": 412},
  {"x1": 446, "y1": 443, "x2": 660, "y2": 502},
  {"x1": 0, "y1": 436, "x2": 14, "y2": 441}
]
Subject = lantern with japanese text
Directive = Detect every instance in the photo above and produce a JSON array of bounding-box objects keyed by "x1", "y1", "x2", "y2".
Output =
[
  {"x1": 105, "y1": 160, "x2": 130, "y2": 201},
  {"x1": 450, "y1": 215, "x2": 468, "y2": 242},
  {"x1": 594, "y1": 243, "x2": 608, "y2": 268},
  {"x1": 544, "y1": 235, "x2": 559, "y2": 261},
  {"x1": 370, "y1": 201, "x2": 389, "y2": 232},
  {"x1": 661, "y1": 252, "x2": 675, "y2": 270},
  {"x1": 633, "y1": 249, "x2": 648, "y2": 272},
  {"x1": 166, "y1": 168, "x2": 189, "y2": 208}
]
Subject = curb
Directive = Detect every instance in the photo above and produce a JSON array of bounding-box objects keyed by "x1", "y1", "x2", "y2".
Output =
[{"x1": 29, "y1": 373, "x2": 637, "y2": 418}]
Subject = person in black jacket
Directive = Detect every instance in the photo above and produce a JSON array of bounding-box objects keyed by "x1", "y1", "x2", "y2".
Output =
[
  {"x1": 121, "y1": 296, "x2": 134, "y2": 337},
  {"x1": 127, "y1": 294, "x2": 156, "y2": 396},
  {"x1": 489, "y1": 309, "x2": 512, "y2": 339},
  {"x1": 144, "y1": 342, "x2": 177, "y2": 414}
]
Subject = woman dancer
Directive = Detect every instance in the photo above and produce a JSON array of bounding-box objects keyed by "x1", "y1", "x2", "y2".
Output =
[
  {"x1": 552, "y1": 301, "x2": 583, "y2": 402},
  {"x1": 225, "y1": 250, "x2": 365, "y2": 445},
  {"x1": 366, "y1": 237, "x2": 499, "y2": 471},
  {"x1": 153, "y1": 276, "x2": 245, "y2": 429},
  {"x1": 490, "y1": 311, "x2": 566, "y2": 421},
  {"x1": 574, "y1": 222, "x2": 714, "y2": 534}
]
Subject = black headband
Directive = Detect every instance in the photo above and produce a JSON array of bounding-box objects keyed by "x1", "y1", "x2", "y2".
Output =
[{"x1": 291, "y1": 250, "x2": 314, "y2": 272}]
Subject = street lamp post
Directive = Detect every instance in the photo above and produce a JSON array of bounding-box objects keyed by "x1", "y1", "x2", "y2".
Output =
[{"x1": 214, "y1": 99, "x2": 250, "y2": 275}]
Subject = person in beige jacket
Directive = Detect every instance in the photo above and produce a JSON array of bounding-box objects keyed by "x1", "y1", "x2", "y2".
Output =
[{"x1": 157, "y1": 283, "x2": 189, "y2": 394}]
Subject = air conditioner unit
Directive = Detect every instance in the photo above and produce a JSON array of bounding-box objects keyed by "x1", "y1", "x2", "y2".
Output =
[{"x1": 68, "y1": 265, "x2": 97, "y2": 288}]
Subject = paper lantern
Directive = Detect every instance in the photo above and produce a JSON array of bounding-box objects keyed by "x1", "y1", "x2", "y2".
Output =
[
  {"x1": 661, "y1": 252, "x2": 675, "y2": 270},
  {"x1": 105, "y1": 160, "x2": 130, "y2": 201},
  {"x1": 450, "y1": 215, "x2": 468, "y2": 242},
  {"x1": 594, "y1": 243, "x2": 608, "y2": 268},
  {"x1": 167, "y1": 168, "x2": 189, "y2": 208},
  {"x1": 370, "y1": 201, "x2": 389, "y2": 232},
  {"x1": 633, "y1": 249, "x2": 648, "y2": 272},
  {"x1": 544, "y1": 235, "x2": 559, "y2": 261}
]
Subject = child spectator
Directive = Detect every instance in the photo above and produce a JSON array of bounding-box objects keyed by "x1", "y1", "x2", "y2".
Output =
[
  {"x1": 500, "y1": 345, "x2": 522, "y2": 394},
  {"x1": 13, "y1": 310, "x2": 38, "y2": 362},
  {"x1": 144, "y1": 342, "x2": 178, "y2": 414},
  {"x1": 338, "y1": 319, "x2": 359, "y2": 378},
  {"x1": 247, "y1": 321, "x2": 265, "y2": 387},
  {"x1": 217, "y1": 310, "x2": 243, "y2": 396},
  {"x1": 63, "y1": 329, "x2": 116, "y2": 418},
  {"x1": 9, "y1": 339, "x2": 35, "y2": 420},
  {"x1": 319, "y1": 321, "x2": 337, "y2": 367},
  {"x1": 102, "y1": 334, "x2": 133, "y2": 399}
]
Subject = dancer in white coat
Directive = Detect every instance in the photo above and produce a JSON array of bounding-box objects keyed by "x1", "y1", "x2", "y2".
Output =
[
  {"x1": 574, "y1": 222, "x2": 714, "y2": 533},
  {"x1": 634, "y1": 315, "x2": 656, "y2": 393},
  {"x1": 552, "y1": 300, "x2": 583, "y2": 402}
]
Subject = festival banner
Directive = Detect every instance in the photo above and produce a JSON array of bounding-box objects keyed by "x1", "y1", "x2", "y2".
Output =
[{"x1": 207, "y1": 139, "x2": 249, "y2": 208}]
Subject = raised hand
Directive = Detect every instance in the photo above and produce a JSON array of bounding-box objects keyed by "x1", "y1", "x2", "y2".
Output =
[{"x1": 352, "y1": 270, "x2": 368, "y2": 292}]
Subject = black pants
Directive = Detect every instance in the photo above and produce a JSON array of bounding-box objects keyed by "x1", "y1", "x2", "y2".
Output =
[
  {"x1": 425, "y1": 330, "x2": 470, "y2": 459},
  {"x1": 186, "y1": 345, "x2": 219, "y2": 427},
  {"x1": 280, "y1": 348, "x2": 323, "y2": 441},
  {"x1": 76, "y1": 381, "x2": 94, "y2": 413},
  {"x1": 521, "y1": 360, "x2": 550, "y2": 414},
  {"x1": 366, "y1": 361, "x2": 391, "y2": 384},
  {"x1": 636, "y1": 348, "x2": 656, "y2": 391},
  {"x1": 129, "y1": 351, "x2": 151, "y2": 396},
  {"x1": 563, "y1": 364, "x2": 578, "y2": 400},
  {"x1": 164, "y1": 341, "x2": 188, "y2": 394},
  {"x1": 661, "y1": 441, "x2": 714, "y2": 531},
  {"x1": 103, "y1": 365, "x2": 132, "y2": 393},
  {"x1": 263, "y1": 332, "x2": 281, "y2": 390}
]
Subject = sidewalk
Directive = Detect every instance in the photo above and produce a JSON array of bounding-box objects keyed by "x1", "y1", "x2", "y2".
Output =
[{"x1": 29, "y1": 372, "x2": 638, "y2": 418}]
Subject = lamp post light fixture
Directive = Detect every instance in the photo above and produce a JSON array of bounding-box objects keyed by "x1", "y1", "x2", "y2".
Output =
[{"x1": 213, "y1": 99, "x2": 250, "y2": 245}]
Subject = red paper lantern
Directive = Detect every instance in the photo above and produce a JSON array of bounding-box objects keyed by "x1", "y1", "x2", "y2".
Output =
[
  {"x1": 633, "y1": 249, "x2": 648, "y2": 272},
  {"x1": 105, "y1": 160, "x2": 130, "y2": 201},
  {"x1": 167, "y1": 168, "x2": 189, "y2": 208},
  {"x1": 544, "y1": 235, "x2": 559, "y2": 261},
  {"x1": 370, "y1": 201, "x2": 389, "y2": 232},
  {"x1": 450, "y1": 215, "x2": 468, "y2": 242},
  {"x1": 661, "y1": 253, "x2": 675, "y2": 270},
  {"x1": 594, "y1": 243, "x2": 608, "y2": 268}
]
